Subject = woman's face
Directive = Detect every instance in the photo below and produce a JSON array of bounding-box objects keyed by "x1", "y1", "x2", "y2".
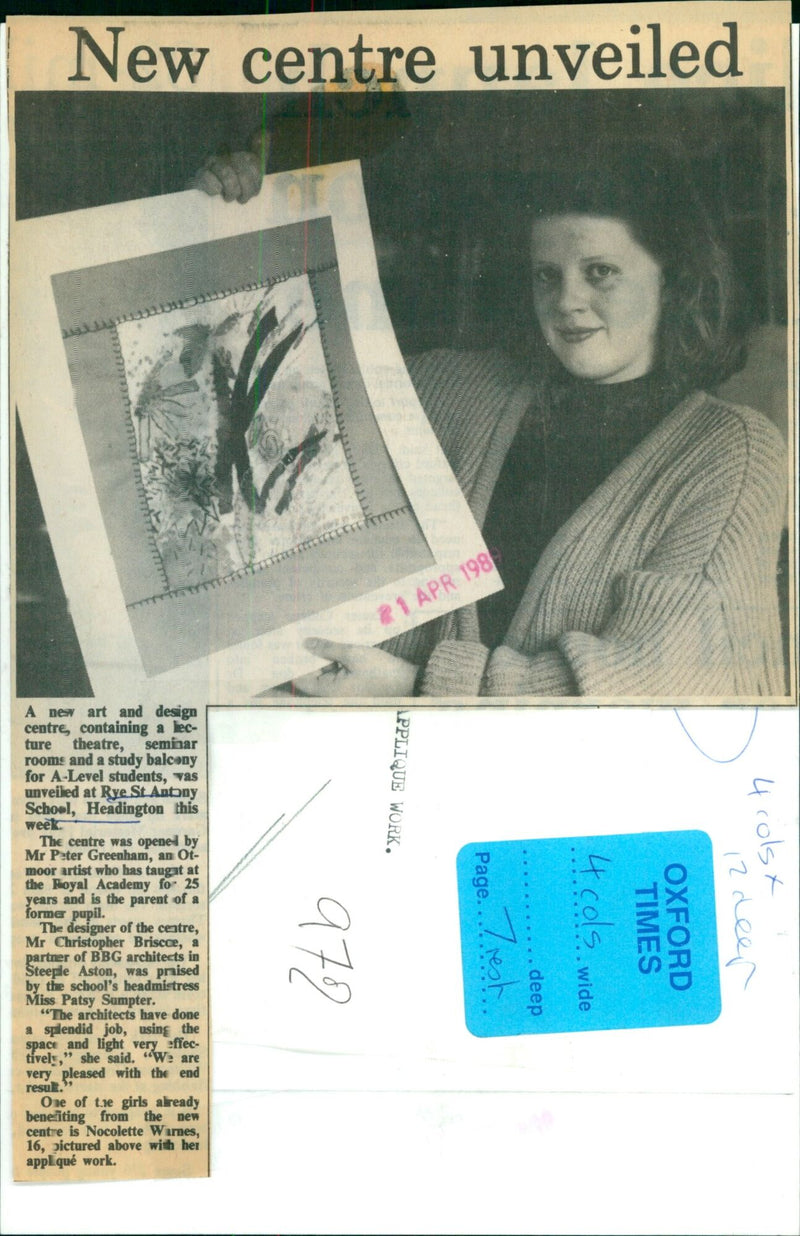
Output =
[{"x1": 530, "y1": 214, "x2": 663, "y2": 384}]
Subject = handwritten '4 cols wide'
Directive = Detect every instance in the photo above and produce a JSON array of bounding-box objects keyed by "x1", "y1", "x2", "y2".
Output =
[{"x1": 456, "y1": 831, "x2": 721, "y2": 1036}]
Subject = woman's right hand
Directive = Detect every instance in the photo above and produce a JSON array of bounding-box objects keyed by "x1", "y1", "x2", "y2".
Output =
[{"x1": 188, "y1": 147, "x2": 265, "y2": 204}]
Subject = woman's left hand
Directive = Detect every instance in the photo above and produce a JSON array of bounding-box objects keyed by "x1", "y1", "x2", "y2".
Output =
[{"x1": 293, "y1": 638, "x2": 418, "y2": 697}]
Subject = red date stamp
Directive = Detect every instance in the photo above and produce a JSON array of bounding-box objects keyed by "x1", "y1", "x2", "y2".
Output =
[{"x1": 378, "y1": 551, "x2": 496, "y2": 626}]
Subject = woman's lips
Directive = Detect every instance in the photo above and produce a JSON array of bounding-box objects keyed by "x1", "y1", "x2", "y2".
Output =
[{"x1": 557, "y1": 326, "x2": 602, "y2": 344}]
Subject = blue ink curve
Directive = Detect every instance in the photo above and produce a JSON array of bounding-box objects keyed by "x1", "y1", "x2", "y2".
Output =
[
  {"x1": 674, "y1": 708, "x2": 758, "y2": 764},
  {"x1": 210, "y1": 779, "x2": 331, "y2": 903}
]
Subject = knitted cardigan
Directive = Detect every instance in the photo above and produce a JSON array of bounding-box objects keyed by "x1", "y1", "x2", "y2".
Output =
[{"x1": 386, "y1": 349, "x2": 787, "y2": 699}]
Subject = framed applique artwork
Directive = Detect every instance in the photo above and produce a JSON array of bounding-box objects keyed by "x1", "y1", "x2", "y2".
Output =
[{"x1": 15, "y1": 162, "x2": 500, "y2": 696}]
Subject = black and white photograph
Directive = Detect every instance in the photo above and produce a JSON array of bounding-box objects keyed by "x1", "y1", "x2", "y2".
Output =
[{"x1": 14, "y1": 76, "x2": 794, "y2": 700}]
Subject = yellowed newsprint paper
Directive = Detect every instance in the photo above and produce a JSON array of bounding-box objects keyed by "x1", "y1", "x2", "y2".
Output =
[
  {"x1": 3, "y1": 0, "x2": 797, "y2": 1224},
  {"x1": 7, "y1": 4, "x2": 797, "y2": 709}
]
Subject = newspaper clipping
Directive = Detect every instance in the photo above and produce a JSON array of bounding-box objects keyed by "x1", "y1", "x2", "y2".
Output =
[{"x1": 5, "y1": 0, "x2": 797, "y2": 1204}]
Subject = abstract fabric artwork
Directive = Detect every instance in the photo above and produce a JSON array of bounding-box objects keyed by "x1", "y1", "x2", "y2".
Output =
[
  {"x1": 118, "y1": 276, "x2": 362, "y2": 592},
  {"x1": 52, "y1": 214, "x2": 434, "y2": 675}
]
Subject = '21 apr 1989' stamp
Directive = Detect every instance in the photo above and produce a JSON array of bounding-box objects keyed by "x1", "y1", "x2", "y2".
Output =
[{"x1": 456, "y1": 831, "x2": 720, "y2": 1037}]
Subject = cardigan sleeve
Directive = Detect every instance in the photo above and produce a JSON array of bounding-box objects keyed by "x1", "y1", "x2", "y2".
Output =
[
  {"x1": 417, "y1": 575, "x2": 736, "y2": 696},
  {"x1": 419, "y1": 570, "x2": 764, "y2": 699},
  {"x1": 419, "y1": 402, "x2": 787, "y2": 699}
]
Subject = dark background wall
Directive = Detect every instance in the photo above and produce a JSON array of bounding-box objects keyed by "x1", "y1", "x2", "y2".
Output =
[{"x1": 16, "y1": 87, "x2": 788, "y2": 350}]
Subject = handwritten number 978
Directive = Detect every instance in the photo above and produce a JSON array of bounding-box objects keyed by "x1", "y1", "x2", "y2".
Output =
[{"x1": 288, "y1": 897, "x2": 352, "y2": 1004}]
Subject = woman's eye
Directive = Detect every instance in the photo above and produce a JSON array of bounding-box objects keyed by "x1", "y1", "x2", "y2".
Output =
[
  {"x1": 532, "y1": 267, "x2": 559, "y2": 288},
  {"x1": 586, "y1": 263, "x2": 618, "y2": 283}
]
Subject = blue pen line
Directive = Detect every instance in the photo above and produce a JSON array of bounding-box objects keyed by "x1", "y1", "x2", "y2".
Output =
[
  {"x1": 55, "y1": 819, "x2": 141, "y2": 825},
  {"x1": 674, "y1": 707, "x2": 758, "y2": 764}
]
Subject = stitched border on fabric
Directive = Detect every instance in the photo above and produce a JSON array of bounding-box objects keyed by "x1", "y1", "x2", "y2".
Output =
[
  {"x1": 52, "y1": 216, "x2": 339, "y2": 336},
  {"x1": 109, "y1": 267, "x2": 377, "y2": 600},
  {"x1": 127, "y1": 504, "x2": 434, "y2": 677},
  {"x1": 110, "y1": 323, "x2": 171, "y2": 595},
  {"x1": 312, "y1": 263, "x2": 410, "y2": 517},
  {"x1": 308, "y1": 267, "x2": 369, "y2": 519},
  {"x1": 128, "y1": 505, "x2": 410, "y2": 609},
  {"x1": 51, "y1": 215, "x2": 435, "y2": 674},
  {"x1": 60, "y1": 264, "x2": 338, "y2": 338}
]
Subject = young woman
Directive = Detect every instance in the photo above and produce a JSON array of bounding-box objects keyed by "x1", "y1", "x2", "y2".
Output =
[{"x1": 198, "y1": 139, "x2": 787, "y2": 698}]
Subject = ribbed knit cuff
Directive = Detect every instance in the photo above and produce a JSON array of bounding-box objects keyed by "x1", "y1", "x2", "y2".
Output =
[
  {"x1": 418, "y1": 639, "x2": 491, "y2": 697},
  {"x1": 559, "y1": 570, "x2": 729, "y2": 697},
  {"x1": 484, "y1": 646, "x2": 577, "y2": 696}
]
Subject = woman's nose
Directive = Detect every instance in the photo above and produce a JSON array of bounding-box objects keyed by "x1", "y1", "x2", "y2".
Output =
[{"x1": 556, "y1": 271, "x2": 590, "y2": 316}]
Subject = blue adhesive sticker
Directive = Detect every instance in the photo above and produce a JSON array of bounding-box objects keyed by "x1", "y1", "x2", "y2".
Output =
[{"x1": 456, "y1": 831, "x2": 720, "y2": 1037}]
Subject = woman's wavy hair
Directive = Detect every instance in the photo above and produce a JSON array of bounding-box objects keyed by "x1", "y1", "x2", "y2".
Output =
[{"x1": 515, "y1": 138, "x2": 748, "y2": 389}]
